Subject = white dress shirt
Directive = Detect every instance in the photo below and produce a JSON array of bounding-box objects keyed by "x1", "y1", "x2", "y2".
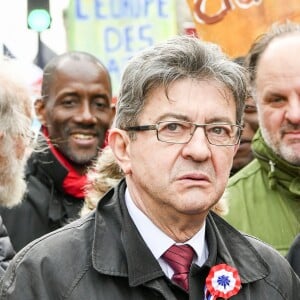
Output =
[{"x1": 125, "y1": 188, "x2": 209, "y2": 278}]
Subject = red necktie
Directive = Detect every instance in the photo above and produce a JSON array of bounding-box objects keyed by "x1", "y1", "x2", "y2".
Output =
[{"x1": 162, "y1": 244, "x2": 195, "y2": 291}]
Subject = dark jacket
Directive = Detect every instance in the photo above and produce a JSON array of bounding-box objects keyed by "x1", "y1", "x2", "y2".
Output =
[
  {"x1": 1, "y1": 180, "x2": 299, "y2": 300},
  {"x1": 286, "y1": 234, "x2": 300, "y2": 278},
  {"x1": 0, "y1": 136, "x2": 84, "y2": 252},
  {"x1": 0, "y1": 216, "x2": 15, "y2": 277}
]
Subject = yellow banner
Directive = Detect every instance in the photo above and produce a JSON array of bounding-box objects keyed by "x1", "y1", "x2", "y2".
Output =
[
  {"x1": 186, "y1": 0, "x2": 300, "y2": 57},
  {"x1": 66, "y1": 0, "x2": 177, "y2": 96}
]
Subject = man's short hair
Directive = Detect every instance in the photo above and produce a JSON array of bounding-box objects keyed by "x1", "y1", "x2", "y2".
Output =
[
  {"x1": 245, "y1": 21, "x2": 300, "y2": 86},
  {"x1": 114, "y1": 35, "x2": 248, "y2": 133}
]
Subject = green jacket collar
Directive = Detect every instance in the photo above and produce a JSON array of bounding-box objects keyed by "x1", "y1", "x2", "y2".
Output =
[{"x1": 252, "y1": 129, "x2": 300, "y2": 195}]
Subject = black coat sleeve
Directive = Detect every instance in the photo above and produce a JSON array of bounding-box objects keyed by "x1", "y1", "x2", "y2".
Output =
[
  {"x1": 0, "y1": 216, "x2": 15, "y2": 277},
  {"x1": 286, "y1": 234, "x2": 300, "y2": 278}
]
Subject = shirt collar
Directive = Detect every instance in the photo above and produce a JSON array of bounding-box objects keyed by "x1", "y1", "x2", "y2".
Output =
[{"x1": 125, "y1": 188, "x2": 208, "y2": 267}]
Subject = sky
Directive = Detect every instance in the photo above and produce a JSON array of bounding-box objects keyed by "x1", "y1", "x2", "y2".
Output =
[
  {"x1": 0, "y1": 0, "x2": 70, "y2": 134},
  {"x1": 0, "y1": 0, "x2": 69, "y2": 63}
]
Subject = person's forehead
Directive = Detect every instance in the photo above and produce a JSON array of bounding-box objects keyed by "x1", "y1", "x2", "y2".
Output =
[
  {"x1": 55, "y1": 58, "x2": 107, "y2": 77},
  {"x1": 258, "y1": 33, "x2": 300, "y2": 69},
  {"x1": 139, "y1": 79, "x2": 236, "y2": 122},
  {"x1": 50, "y1": 58, "x2": 112, "y2": 96},
  {"x1": 256, "y1": 34, "x2": 300, "y2": 87}
]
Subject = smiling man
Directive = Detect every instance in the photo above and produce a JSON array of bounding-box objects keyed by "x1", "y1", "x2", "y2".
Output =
[
  {"x1": 0, "y1": 51, "x2": 115, "y2": 251},
  {"x1": 1, "y1": 36, "x2": 299, "y2": 300}
]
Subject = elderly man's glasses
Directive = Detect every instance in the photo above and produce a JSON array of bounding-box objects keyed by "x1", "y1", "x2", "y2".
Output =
[{"x1": 124, "y1": 120, "x2": 243, "y2": 146}]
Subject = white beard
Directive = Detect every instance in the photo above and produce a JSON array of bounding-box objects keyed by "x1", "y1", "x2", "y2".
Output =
[
  {"x1": 260, "y1": 124, "x2": 300, "y2": 166},
  {"x1": 0, "y1": 145, "x2": 28, "y2": 207},
  {"x1": 0, "y1": 174, "x2": 27, "y2": 207}
]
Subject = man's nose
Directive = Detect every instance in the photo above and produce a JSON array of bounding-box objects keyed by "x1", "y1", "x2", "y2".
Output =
[
  {"x1": 181, "y1": 126, "x2": 211, "y2": 161},
  {"x1": 75, "y1": 102, "x2": 97, "y2": 124},
  {"x1": 285, "y1": 96, "x2": 300, "y2": 124}
]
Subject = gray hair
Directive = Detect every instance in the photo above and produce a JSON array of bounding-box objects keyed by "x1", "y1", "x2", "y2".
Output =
[
  {"x1": 245, "y1": 21, "x2": 300, "y2": 86},
  {"x1": 0, "y1": 58, "x2": 33, "y2": 142},
  {"x1": 115, "y1": 35, "x2": 248, "y2": 131},
  {"x1": 0, "y1": 58, "x2": 33, "y2": 207}
]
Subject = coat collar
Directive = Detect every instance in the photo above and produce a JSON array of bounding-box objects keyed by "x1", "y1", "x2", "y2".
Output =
[
  {"x1": 205, "y1": 212, "x2": 269, "y2": 283},
  {"x1": 28, "y1": 134, "x2": 68, "y2": 190},
  {"x1": 92, "y1": 180, "x2": 164, "y2": 285},
  {"x1": 252, "y1": 128, "x2": 300, "y2": 196},
  {"x1": 92, "y1": 180, "x2": 269, "y2": 286}
]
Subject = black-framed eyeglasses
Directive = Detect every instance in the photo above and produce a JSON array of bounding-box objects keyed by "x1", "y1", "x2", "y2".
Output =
[{"x1": 124, "y1": 120, "x2": 243, "y2": 146}]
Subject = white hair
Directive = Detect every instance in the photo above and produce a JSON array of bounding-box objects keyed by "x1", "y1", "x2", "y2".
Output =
[{"x1": 0, "y1": 57, "x2": 33, "y2": 207}]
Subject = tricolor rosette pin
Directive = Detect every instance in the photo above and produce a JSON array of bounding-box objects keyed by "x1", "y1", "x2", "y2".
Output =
[{"x1": 205, "y1": 264, "x2": 241, "y2": 299}]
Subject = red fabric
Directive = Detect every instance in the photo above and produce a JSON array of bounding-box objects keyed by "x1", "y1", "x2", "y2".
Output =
[
  {"x1": 42, "y1": 127, "x2": 109, "y2": 198},
  {"x1": 162, "y1": 244, "x2": 195, "y2": 291},
  {"x1": 62, "y1": 170, "x2": 87, "y2": 198},
  {"x1": 42, "y1": 126, "x2": 103, "y2": 198}
]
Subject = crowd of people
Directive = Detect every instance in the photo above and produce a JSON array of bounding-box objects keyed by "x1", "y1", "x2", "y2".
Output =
[{"x1": 0, "y1": 21, "x2": 299, "y2": 299}]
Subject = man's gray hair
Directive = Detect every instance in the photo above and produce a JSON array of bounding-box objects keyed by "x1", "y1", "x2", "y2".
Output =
[
  {"x1": 115, "y1": 35, "x2": 248, "y2": 130},
  {"x1": 245, "y1": 21, "x2": 300, "y2": 86},
  {"x1": 0, "y1": 58, "x2": 32, "y2": 142}
]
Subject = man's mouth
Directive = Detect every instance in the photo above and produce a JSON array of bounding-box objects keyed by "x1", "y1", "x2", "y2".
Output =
[
  {"x1": 72, "y1": 133, "x2": 95, "y2": 140},
  {"x1": 70, "y1": 133, "x2": 98, "y2": 146},
  {"x1": 283, "y1": 130, "x2": 300, "y2": 140},
  {"x1": 178, "y1": 172, "x2": 211, "y2": 186}
]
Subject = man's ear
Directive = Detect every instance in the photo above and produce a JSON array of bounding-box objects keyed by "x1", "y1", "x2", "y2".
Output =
[
  {"x1": 34, "y1": 98, "x2": 47, "y2": 125},
  {"x1": 108, "y1": 129, "x2": 131, "y2": 174}
]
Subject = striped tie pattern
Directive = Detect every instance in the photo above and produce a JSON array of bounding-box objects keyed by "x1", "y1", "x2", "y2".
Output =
[{"x1": 162, "y1": 244, "x2": 195, "y2": 291}]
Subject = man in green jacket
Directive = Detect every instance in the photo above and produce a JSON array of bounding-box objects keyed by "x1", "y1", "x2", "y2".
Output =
[{"x1": 224, "y1": 22, "x2": 300, "y2": 256}]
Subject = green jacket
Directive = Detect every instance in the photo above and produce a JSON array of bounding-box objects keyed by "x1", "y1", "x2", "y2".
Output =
[{"x1": 224, "y1": 129, "x2": 300, "y2": 256}]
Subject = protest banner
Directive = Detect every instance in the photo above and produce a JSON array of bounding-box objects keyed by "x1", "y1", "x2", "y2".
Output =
[
  {"x1": 66, "y1": 0, "x2": 178, "y2": 96},
  {"x1": 186, "y1": 0, "x2": 300, "y2": 57}
]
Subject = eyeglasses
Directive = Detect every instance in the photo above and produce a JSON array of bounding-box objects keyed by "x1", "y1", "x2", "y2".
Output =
[{"x1": 124, "y1": 120, "x2": 243, "y2": 146}]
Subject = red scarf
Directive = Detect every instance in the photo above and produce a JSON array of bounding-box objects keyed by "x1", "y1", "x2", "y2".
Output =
[{"x1": 42, "y1": 126, "x2": 108, "y2": 198}]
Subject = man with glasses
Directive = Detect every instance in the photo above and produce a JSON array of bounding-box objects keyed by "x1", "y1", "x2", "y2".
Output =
[{"x1": 1, "y1": 35, "x2": 299, "y2": 299}]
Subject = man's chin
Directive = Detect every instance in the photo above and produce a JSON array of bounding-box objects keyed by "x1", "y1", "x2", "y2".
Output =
[
  {"x1": 68, "y1": 154, "x2": 98, "y2": 168},
  {"x1": 62, "y1": 148, "x2": 99, "y2": 166},
  {"x1": 280, "y1": 143, "x2": 300, "y2": 166}
]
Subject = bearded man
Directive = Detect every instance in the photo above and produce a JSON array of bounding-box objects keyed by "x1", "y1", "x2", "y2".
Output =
[{"x1": 0, "y1": 58, "x2": 33, "y2": 275}]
